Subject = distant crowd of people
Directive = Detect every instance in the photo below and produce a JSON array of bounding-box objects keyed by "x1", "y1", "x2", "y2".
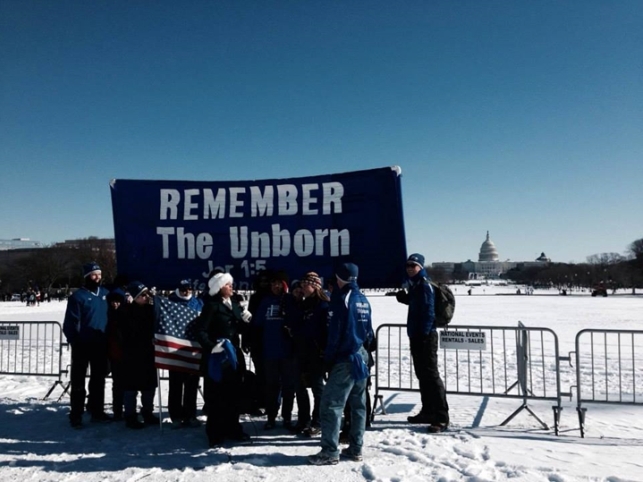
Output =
[
  {"x1": 62, "y1": 253, "x2": 448, "y2": 465},
  {"x1": 1, "y1": 289, "x2": 68, "y2": 303}
]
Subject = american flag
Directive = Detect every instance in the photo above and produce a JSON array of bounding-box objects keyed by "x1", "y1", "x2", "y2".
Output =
[{"x1": 154, "y1": 296, "x2": 202, "y2": 374}]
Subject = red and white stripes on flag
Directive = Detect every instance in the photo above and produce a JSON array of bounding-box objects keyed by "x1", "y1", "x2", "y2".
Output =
[{"x1": 154, "y1": 296, "x2": 202, "y2": 374}]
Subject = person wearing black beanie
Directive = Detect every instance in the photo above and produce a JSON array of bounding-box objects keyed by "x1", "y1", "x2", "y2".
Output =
[{"x1": 62, "y1": 262, "x2": 111, "y2": 428}]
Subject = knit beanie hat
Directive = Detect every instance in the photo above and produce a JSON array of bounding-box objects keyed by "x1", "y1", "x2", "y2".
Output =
[
  {"x1": 126, "y1": 281, "x2": 148, "y2": 300},
  {"x1": 301, "y1": 272, "x2": 322, "y2": 291},
  {"x1": 336, "y1": 263, "x2": 358, "y2": 283},
  {"x1": 107, "y1": 288, "x2": 125, "y2": 303},
  {"x1": 406, "y1": 253, "x2": 425, "y2": 268},
  {"x1": 178, "y1": 279, "x2": 192, "y2": 291},
  {"x1": 83, "y1": 262, "x2": 101, "y2": 278},
  {"x1": 208, "y1": 273, "x2": 233, "y2": 296}
]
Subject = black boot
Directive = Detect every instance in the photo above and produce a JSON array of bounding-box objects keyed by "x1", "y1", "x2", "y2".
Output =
[{"x1": 125, "y1": 415, "x2": 145, "y2": 429}]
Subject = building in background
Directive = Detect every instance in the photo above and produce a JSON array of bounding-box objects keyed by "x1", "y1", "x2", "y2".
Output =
[
  {"x1": 431, "y1": 232, "x2": 551, "y2": 280},
  {"x1": 0, "y1": 238, "x2": 43, "y2": 251}
]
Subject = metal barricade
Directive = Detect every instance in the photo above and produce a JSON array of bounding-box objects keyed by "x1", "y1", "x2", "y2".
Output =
[
  {"x1": 573, "y1": 329, "x2": 643, "y2": 437},
  {"x1": 0, "y1": 321, "x2": 67, "y2": 398},
  {"x1": 373, "y1": 323, "x2": 565, "y2": 434}
]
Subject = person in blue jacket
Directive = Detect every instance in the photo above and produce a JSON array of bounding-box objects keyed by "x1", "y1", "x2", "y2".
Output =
[
  {"x1": 62, "y1": 262, "x2": 110, "y2": 428},
  {"x1": 309, "y1": 262, "x2": 373, "y2": 465},
  {"x1": 252, "y1": 270, "x2": 296, "y2": 430},
  {"x1": 395, "y1": 253, "x2": 449, "y2": 432}
]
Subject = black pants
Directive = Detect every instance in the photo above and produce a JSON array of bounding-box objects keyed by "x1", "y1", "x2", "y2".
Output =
[
  {"x1": 69, "y1": 338, "x2": 108, "y2": 419},
  {"x1": 110, "y1": 360, "x2": 125, "y2": 417},
  {"x1": 203, "y1": 371, "x2": 243, "y2": 444},
  {"x1": 168, "y1": 370, "x2": 199, "y2": 422},
  {"x1": 409, "y1": 332, "x2": 449, "y2": 423}
]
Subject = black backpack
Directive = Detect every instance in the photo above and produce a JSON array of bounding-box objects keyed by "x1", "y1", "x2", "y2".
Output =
[{"x1": 429, "y1": 281, "x2": 455, "y2": 327}]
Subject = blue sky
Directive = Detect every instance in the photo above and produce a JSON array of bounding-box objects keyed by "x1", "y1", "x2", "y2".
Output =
[{"x1": 1, "y1": 1, "x2": 641, "y2": 264}]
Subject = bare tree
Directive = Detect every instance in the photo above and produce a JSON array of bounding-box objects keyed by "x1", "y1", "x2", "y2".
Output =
[{"x1": 627, "y1": 238, "x2": 643, "y2": 261}]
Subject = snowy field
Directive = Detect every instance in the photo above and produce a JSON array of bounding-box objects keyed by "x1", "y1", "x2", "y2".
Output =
[{"x1": 1, "y1": 285, "x2": 642, "y2": 482}]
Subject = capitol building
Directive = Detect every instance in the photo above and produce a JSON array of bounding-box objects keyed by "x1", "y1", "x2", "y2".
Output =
[{"x1": 431, "y1": 231, "x2": 551, "y2": 279}]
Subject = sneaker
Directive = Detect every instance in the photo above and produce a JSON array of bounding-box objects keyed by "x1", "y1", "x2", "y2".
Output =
[
  {"x1": 407, "y1": 412, "x2": 434, "y2": 424},
  {"x1": 91, "y1": 412, "x2": 113, "y2": 423},
  {"x1": 428, "y1": 421, "x2": 449, "y2": 433},
  {"x1": 308, "y1": 451, "x2": 339, "y2": 466},
  {"x1": 264, "y1": 419, "x2": 276, "y2": 430},
  {"x1": 302, "y1": 425, "x2": 321, "y2": 437},
  {"x1": 340, "y1": 448, "x2": 363, "y2": 462}
]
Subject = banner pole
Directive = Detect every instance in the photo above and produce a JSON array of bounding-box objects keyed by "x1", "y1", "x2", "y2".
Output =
[{"x1": 157, "y1": 369, "x2": 164, "y2": 432}]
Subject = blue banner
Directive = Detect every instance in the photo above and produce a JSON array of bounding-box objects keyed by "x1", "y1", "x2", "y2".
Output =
[{"x1": 110, "y1": 166, "x2": 407, "y2": 290}]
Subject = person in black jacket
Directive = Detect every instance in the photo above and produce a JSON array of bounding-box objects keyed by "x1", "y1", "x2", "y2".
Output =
[
  {"x1": 290, "y1": 272, "x2": 329, "y2": 436},
  {"x1": 119, "y1": 281, "x2": 159, "y2": 429},
  {"x1": 196, "y1": 272, "x2": 251, "y2": 447}
]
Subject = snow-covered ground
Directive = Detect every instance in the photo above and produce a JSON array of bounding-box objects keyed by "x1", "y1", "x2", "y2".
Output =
[{"x1": 1, "y1": 285, "x2": 642, "y2": 482}]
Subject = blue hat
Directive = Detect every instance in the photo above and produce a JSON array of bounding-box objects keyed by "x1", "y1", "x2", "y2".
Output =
[
  {"x1": 82, "y1": 262, "x2": 101, "y2": 277},
  {"x1": 126, "y1": 281, "x2": 148, "y2": 300},
  {"x1": 406, "y1": 253, "x2": 425, "y2": 268},
  {"x1": 336, "y1": 262, "x2": 358, "y2": 283}
]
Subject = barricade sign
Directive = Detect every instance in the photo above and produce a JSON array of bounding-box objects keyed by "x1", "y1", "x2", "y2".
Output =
[
  {"x1": 440, "y1": 330, "x2": 487, "y2": 350},
  {"x1": 0, "y1": 325, "x2": 20, "y2": 340}
]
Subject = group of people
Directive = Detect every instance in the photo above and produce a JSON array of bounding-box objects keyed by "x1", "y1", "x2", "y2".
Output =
[
  {"x1": 63, "y1": 266, "x2": 203, "y2": 430},
  {"x1": 62, "y1": 252, "x2": 449, "y2": 465}
]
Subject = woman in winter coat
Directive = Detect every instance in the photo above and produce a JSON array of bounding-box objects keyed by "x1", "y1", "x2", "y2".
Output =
[
  {"x1": 290, "y1": 272, "x2": 329, "y2": 436},
  {"x1": 196, "y1": 273, "x2": 251, "y2": 447}
]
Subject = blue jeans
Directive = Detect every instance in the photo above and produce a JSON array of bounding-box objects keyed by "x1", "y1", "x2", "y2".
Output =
[{"x1": 319, "y1": 348, "x2": 368, "y2": 457}]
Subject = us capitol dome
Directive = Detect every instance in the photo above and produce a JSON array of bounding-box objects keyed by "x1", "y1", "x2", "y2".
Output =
[
  {"x1": 478, "y1": 231, "x2": 499, "y2": 262},
  {"x1": 431, "y1": 231, "x2": 551, "y2": 280}
]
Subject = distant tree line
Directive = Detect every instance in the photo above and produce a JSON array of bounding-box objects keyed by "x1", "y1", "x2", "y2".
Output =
[
  {"x1": 1, "y1": 236, "x2": 642, "y2": 297},
  {"x1": 428, "y1": 238, "x2": 643, "y2": 294},
  {"x1": 0, "y1": 237, "x2": 117, "y2": 296}
]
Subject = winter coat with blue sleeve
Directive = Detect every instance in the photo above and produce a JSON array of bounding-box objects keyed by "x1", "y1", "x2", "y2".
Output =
[
  {"x1": 62, "y1": 286, "x2": 109, "y2": 345},
  {"x1": 325, "y1": 281, "x2": 373, "y2": 366},
  {"x1": 397, "y1": 269, "x2": 436, "y2": 338},
  {"x1": 252, "y1": 293, "x2": 293, "y2": 360}
]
